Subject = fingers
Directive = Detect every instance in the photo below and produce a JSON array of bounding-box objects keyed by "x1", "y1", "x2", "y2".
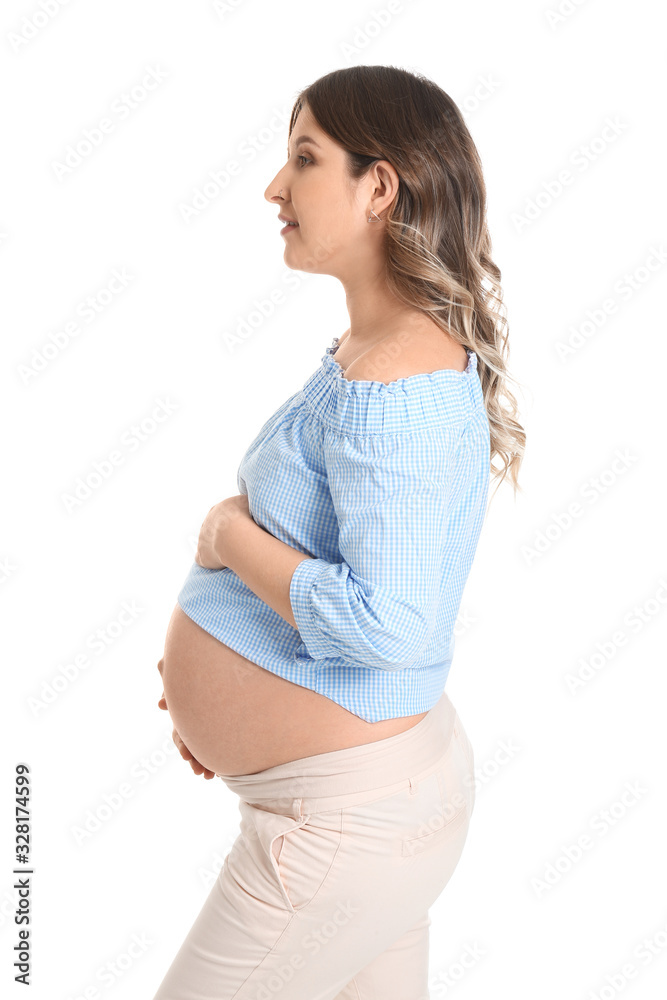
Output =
[
  {"x1": 189, "y1": 756, "x2": 216, "y2": 780},
  {"x1": 172, "y1": 728, "x2": 192, "y2": 761},
  {"x1": 172, "y1": 729, "x2": 216, "y2": 780},
  {"x1": 157, "y1": 658, "x2": 168, "y2": 710}
]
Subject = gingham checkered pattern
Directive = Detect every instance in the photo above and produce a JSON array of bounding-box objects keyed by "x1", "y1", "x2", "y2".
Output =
[{"x1": 177, "y1": 336, "x2": 490, "y2": 723}]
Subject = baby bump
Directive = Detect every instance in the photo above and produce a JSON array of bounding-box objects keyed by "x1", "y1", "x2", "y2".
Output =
[
  {"x1": 160, "y1": 602, "x2": 284, "y2": 776},
  {"x1": 160, "y1": 603, "x2": 430, "y2": 776},
  {"x1": 160, "y1": 603, "x2": 354, "y2": 776}
]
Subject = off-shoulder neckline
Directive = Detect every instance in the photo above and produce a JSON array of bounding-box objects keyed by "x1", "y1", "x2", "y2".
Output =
[
  {"x1": 323, "y1": 335, "x2": 477, "y2": 390},
  {"x1": 301, "y1": 336, "x2": 485, "y2": 432}
]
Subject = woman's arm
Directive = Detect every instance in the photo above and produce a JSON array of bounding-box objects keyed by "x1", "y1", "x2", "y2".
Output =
[{"x1": 217, "y1": 514, "x2": 313, "y2": 631}]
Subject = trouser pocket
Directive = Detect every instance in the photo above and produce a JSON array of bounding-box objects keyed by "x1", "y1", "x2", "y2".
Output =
[
  {"x1": 235, "y1": 800, "x2": 343, "y2": 914},
  {"x1": 400, "y1": 762, "x2": 469, "y2": 858}
]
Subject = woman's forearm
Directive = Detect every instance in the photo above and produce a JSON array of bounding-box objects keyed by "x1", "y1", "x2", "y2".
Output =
[{"x1": 222, "y1": 516, "x2": 313, "y2": 630}]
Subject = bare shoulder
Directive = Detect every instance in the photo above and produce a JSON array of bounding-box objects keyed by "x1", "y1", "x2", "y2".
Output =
[{"x1": 342, "y1": 328, "x2": 468, "y2": 385}]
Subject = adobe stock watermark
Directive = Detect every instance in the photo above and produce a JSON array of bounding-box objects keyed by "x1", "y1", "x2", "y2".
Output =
[
  {"x1": 531, "y1": 780, "x2": 648, "y2": 898},
  {"x1": 565, "y1": 576, "x2": 667, "y2": 695},
  {"x1": 7, "y1": 0, "x2": 74, "y2": 53},
  {"x1": 511, "y1": 116, "x2": 628, "y2": 233},
  {"x1": 220, "y1": 254, "x2": 335, "y2": 354},
  {"x1": 17, "y1": 268, "x2": 134, "y2": 385},
  {"x1": 460, "y1": 74, "x2": 501, "y2": 116},
  {"x1": 521, "y1": 447, "x2": 638, "y2": 566},
  {"x1": 545, "y1": 0, "x2": 593, "y2": 29},
  {"x1": 63, "y1": 931, "x2": 153, "y2": 998},
  {"x1": 402, "y1": 789, "x2": 469, "y2": 857},
  {"x1": 584, "y1": 912, "x2": 667, "y2": 1000},
  {"x1": 212, "y1": 0, "x2": 249, "y2": 16},
  {"x1": 453, "y1": 607, "x2": 477, "y2": 639},
  {"x1": 178, "y1": 104, "x2": 292, "y2": 224},
  {"x1": 555, "y1": 245, "x2": 667, "y2": 361},
  {"x1": 60, "y1": 396, "x2": 180, "y2": 513},
  {"x1": 0, "y1": 883, "x2": 25, "y2": 930},
  {"x1": 430, "y1": 941, "x2": 486, "y2": 998},
  {"x1": 27, "y1": 600, "x2": 144, "y2": 716},
  {"x1": 471, "y1": 738, "x2": 520, "y2": 797},
  {"x1": 250, "y1": 900, "x2": 360, "y2": 999},
  {"x1": 339, "y1": 0, "x2": 423, "y2": 61},
  {"x1": 51, "y1": 65, "x2": 168, "y2": 179},
  {"x1": 70, "y1": 730, "x2": 181, "y2": 846},
  {"x1": 197, "y1": 835, "x2": 238, "y2": 891},
  {"x1": 0, "y1": 557, "x2": 17, "y2": 585},
  {"x1": 406, "y1": 735, "x2": 522, "y2": 850}
]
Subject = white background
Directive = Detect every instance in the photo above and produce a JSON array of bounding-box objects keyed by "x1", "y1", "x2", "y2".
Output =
[{"x1": 2, "y1": 0, "x2": 666, "y2": 997}]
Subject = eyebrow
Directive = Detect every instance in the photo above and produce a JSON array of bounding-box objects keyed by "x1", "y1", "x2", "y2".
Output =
[{"x1": 288, "y1": 135, "x2": 321, "y2": 154}]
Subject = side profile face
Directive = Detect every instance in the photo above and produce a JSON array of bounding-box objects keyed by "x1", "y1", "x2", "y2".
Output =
[{"x1": 264, "y1": 103, "x2": 399, "y2": 282}]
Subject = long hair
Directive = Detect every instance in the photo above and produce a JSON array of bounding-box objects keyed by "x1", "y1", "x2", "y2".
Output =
[{"x1": 288, "y1": 65, "x2": 526, "y2": 499}]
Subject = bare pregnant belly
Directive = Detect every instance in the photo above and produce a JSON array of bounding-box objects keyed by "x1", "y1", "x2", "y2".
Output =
[{"x1": 161, "y1": 603, "x2": 429, "y2": 776}]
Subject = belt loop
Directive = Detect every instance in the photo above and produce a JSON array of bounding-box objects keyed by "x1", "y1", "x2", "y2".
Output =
[
  {"x1": 408, "y1": 777, "x2": 418, "y2": 796},
  {"x1": 293, "y1": 797, "x2": 304, "y2": 818}
]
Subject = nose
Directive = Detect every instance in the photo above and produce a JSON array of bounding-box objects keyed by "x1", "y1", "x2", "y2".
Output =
[{"x1": 264, "y1": 169, "x2": 287, "y2": 206}]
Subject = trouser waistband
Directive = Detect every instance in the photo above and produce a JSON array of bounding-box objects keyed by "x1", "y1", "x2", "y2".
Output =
[{"x1": 217, "y1": 689, "x2": 458, "y2": 819}]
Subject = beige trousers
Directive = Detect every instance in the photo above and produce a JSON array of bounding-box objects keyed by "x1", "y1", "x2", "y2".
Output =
[{"x1": 152, "y1": 688, "x2": 476, "y2": 1000}]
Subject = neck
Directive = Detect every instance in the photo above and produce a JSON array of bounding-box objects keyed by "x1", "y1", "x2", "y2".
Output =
[{"x1": 341, "y1": 277, "x2": 420, "y2": 350}]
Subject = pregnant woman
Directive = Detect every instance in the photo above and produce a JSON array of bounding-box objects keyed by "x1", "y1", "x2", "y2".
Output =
[{"x1": 152, "y1": 65, "x2": 525, "y2": 999}]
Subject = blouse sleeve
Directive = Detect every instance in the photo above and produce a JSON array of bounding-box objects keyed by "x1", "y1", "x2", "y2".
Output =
[{"x1": 288, "y1": 426, "x2": 459, "y2": 671}]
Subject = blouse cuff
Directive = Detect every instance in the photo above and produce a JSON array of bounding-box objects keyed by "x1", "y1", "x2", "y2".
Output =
[{"x1": 289, "y1": 556, "x2": 337, "y2": 659}]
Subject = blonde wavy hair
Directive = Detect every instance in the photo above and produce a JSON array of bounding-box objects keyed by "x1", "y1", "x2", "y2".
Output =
[{"x1": 289, "y1": 65, "x2": 527, "y2": 499}]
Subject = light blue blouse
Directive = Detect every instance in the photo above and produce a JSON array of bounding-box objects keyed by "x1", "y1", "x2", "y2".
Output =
[{"x1": 177, "y1": 335, "x2": 490, "y2": 723}]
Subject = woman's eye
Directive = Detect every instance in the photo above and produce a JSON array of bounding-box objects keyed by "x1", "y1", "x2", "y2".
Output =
[{"x1": 297, "y1": 154, "x2": 311, "y2": 167}]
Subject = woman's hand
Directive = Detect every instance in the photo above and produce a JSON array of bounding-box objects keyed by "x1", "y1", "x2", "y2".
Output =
[
  {"x1": 157, "y1": 657, "x2": 168, "y2": 711},
  {"x1": 194, "y1": 493, "x2": 252, "y2": 570},
  {"x1": 156, "y1": 657, "x2": 215, "y2": 780},
  {"x1": 157, "y1": 657, "x2": 169, "y2": 712},
  {"x1": 171, "y1": 728, "x2": 217, "y2": 781}
]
